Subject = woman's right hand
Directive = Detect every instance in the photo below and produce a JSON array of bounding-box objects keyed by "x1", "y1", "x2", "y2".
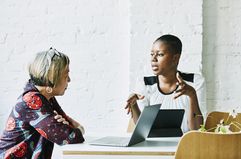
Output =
[
  {"x1": 125, "y1": 93, "x2": 144, "y2": 116},
  {"x1": 53, "y1": 111, "x2": 69, "y2": 125},
  {"x1": 54, "y1": 111, "x2": 85, "y2": 135}
]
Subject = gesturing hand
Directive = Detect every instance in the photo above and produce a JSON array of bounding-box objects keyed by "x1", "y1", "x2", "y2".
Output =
[
  {"x1": 125, "y1": 93, "x2": 144, "y2": 116},
  {"x1": 174, "y1": 72, "x2": 196, "y2": 99}
]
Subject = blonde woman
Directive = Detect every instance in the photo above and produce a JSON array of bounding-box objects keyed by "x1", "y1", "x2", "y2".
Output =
[{"x1": 0, "y1": 48, "x2": 85, "y2": 159}]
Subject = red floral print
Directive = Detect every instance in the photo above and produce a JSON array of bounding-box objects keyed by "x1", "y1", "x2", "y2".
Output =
[
  {"x1": 0, "y1": 81, "x2": 84, "y2": 158},
  {"x1": 23, "y1": 92, "x2": 42, "y2": 109},
  {"x1": 4, "y1": 142, "x2": 27, "y2": 158},
  {"x1": 13, "y1": 142, "x2": 27, "y2": 157}
]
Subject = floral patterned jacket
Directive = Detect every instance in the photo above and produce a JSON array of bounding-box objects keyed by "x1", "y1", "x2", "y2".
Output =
[{"x1": 0, "y1": 80, "x2": 85, "y2": 159}]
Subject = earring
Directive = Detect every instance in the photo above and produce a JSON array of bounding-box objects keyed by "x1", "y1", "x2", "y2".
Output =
[{"x1": 46, "y1": 87, "x2": 53, "y2": 94}]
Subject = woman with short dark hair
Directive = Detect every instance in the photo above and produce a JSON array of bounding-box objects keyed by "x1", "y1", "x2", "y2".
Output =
[{"x1": 125, "y1": 34, "x2": 203, "y2": 132}]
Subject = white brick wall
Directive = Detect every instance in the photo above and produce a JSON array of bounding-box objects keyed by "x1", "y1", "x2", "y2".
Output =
[
  {"x1": 0, "y1": 0, "x2": 206, "y2": 137},
  {"x1": 5, "y1": 0, "x2": 241, "y2": 158},
  {"x1": 129, "y1": 0, "x2": 203, "y2": 86},
  {"x1": 2, "y1": 0, "x2": 240, "y2": 148},
  {"x1": 0, "y1": 0, "x2": 130, "y2": 133},
  {"x1": 203, "y1": 0, "x2": 241, "y2": 113}
]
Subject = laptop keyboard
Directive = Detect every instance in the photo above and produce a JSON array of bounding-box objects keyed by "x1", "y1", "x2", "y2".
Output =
[{"x1": 90, "y1": 136, "x2": 131, "y2": 146}]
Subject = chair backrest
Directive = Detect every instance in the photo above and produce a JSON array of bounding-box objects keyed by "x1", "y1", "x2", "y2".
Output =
[
  {"x1": 175, "y1": 131, "x2": 241, "y2": 159},
  {"x1": 205, "y1": 111, "x2": 241, "y2": 132}
]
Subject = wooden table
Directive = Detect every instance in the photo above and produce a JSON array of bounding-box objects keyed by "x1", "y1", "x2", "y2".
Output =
[{"x1": 61, "y1": 135, "x2": 180, "y2": 159}]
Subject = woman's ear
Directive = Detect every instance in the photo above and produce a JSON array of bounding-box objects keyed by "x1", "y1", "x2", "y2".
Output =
[{"x1": 173, "y1": 54, "x2": 181, "y2": 66}]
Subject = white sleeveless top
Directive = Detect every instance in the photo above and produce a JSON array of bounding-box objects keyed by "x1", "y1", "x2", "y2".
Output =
[{"x1": 133, "y1": 72, "x2": 204, "y2": 133}]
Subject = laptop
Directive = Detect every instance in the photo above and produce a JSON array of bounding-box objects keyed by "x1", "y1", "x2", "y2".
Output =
[
  {"x1": 89, "y1": 104, "x2": 161, "y2": 147},
  {"x1": 148, "y1": 109, "x2": 185, "y2": 137}
]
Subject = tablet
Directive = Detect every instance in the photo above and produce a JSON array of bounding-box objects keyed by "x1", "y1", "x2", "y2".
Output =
[{"x1": 148, "y1": 109, "x2": 185, "y2": 137}]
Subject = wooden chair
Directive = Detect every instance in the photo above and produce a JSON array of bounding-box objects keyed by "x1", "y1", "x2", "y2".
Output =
[
  {"x1": 175, "y1": 131, "x2": 241, "y2": 159},
  {"x1": 205, "y1": 111, "x2": 241, "y2": 132}
]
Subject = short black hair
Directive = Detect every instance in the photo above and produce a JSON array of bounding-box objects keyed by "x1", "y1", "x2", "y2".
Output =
[{"x1": 154, "y1": 34, "x2": 182, "y2": 54}]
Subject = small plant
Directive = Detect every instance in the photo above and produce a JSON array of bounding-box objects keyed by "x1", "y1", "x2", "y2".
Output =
[{"x1": 199, "y1": 108, "x2": 241, "y2": 134}]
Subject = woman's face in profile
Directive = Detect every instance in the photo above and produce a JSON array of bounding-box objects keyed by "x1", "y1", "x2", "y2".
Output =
[{"x1": 53, "y1": 65, "x2": 71, "y2": 96}]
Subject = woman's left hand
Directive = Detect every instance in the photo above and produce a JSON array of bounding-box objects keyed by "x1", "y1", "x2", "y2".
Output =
[{"x1": 174, "y1": 72, "x2": 196, "y2": 99}]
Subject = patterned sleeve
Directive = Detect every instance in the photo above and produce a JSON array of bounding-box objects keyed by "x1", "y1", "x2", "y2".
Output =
[
  {"x1": 22, "y1": 92, "x2": 85, "y2": 145},
  {"x1": 49, "y1": 97, "x2": 77, "y2": 128}
]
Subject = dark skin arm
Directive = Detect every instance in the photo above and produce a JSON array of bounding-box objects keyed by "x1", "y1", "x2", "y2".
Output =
[
  {"x1": 125, "y1": 94, "x2": 144, "y2": 124},
  {"x1": 125, "y1": 72, "x2": 203, "y2": 130},
  {"x1": 174, "y1": 72, "x2": 203, "y2": 130}
]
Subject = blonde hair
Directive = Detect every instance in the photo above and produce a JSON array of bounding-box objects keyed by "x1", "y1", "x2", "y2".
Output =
[{"x1": 28, "y1": 48, "x2": 69, "y2": 87}]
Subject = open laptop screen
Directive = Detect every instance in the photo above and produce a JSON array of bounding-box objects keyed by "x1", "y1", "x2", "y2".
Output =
[
  {"x1": 89, "y1": 104, "x2": 161, "y2": 147},
  {"x1": 148, "y1": 109, "x2": 185, "y2": 137}
]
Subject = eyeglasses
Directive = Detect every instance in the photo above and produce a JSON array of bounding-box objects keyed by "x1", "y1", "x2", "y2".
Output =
[{"x1": 48, "y1": 47, "x2": 61, "y2": 61}]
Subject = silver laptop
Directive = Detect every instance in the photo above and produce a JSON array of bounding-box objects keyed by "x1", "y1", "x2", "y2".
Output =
[{"x1": 89, "y1": 104, "x2": 161, "y2": 147}]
